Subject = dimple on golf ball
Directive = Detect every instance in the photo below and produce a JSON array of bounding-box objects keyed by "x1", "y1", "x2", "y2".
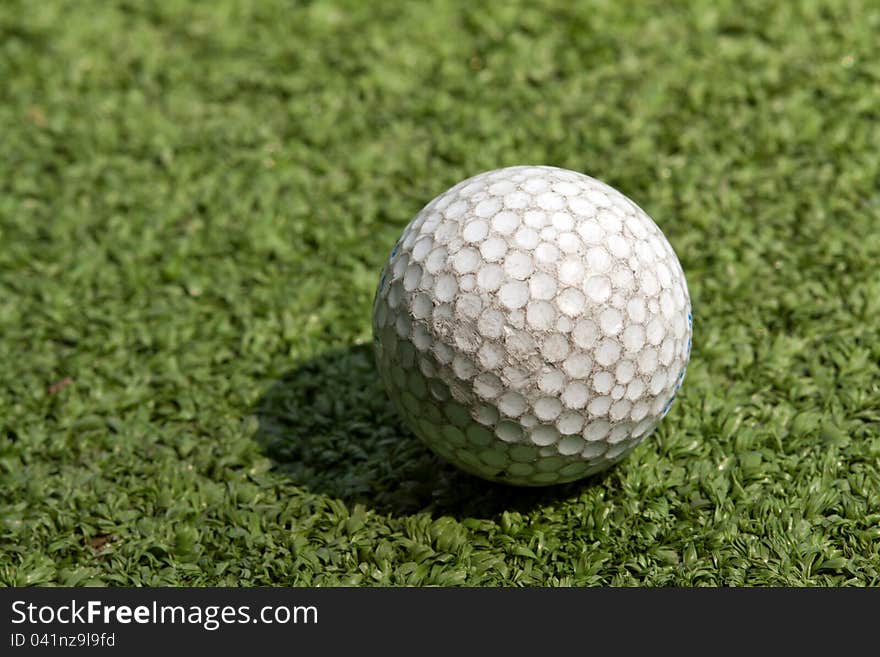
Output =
[{"x1": 372, "y1": 166, "x2": 692, "y2": 486}]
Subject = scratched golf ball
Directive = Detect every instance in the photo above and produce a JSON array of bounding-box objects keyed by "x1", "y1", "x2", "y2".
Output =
[{"x1": 372, "y1": 165, "x2": 692, "y2": 486}]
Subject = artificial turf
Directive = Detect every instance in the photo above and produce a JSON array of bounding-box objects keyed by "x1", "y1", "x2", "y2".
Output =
[{"x1": 1, "y1": 0, "x2": 879, "y2": 586}]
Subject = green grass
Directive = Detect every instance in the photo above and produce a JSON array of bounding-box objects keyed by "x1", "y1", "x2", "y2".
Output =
[{"x1": 2, "y1": 0, "x2": 879, "y2": 586}]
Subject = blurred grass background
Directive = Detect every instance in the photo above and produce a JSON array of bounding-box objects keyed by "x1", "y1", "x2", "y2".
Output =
[{"x1": 1, "y1": 0, "x2": 879, "y2": 585}]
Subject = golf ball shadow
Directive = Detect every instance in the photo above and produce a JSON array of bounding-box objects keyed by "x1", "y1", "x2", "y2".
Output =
[{"x1": 252, "y1": 344, "x2": 606, "y2": 518}]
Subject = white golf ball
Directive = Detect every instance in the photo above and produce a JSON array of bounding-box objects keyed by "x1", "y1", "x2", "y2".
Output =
[{"x1": 372, "y1": 166, "x2": 692, "y2": 486}]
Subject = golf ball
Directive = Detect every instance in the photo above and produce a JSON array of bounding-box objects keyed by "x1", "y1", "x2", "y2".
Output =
[{"x1": 372, "y1": 166, "x2": 691, "y2": 486}]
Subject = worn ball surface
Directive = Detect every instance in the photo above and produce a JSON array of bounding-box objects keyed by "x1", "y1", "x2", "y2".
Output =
[{"x1": 372, "y1": 166, "x2": 692, "y2": 486}]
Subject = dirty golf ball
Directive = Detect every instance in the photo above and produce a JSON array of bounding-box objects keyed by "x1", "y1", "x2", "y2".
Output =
[{"x1": 372, "y1": 166, "x2": 692, "y2": 486}]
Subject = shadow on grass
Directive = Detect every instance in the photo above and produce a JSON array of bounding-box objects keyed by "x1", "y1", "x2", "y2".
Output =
[{"x1": 253, "y1": 344, "x2": 607, "y2": 519}]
